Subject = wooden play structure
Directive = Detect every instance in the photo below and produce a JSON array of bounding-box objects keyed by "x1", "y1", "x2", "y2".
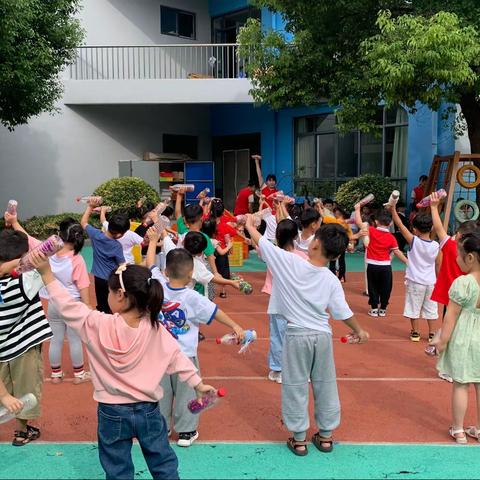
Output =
[{"x1": 423, "y1": 151, "x2": 480, "y2": 231}]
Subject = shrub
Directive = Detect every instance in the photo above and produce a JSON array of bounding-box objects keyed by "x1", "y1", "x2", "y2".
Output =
[
  {"x1": 22, "y1": 213, "x2": 100, "y2": 239},
  {"x1": 335, "y1": 174, "x2": 397, "y2": 212},
  {"x1": 93, "y1": 177, "x2": 160, "y2": 220}
]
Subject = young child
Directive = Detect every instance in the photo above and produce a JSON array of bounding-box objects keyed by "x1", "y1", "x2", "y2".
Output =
[
  {"x1": 431, "y1": 231, "x2": 480, "y2": 444},
  {"x1": 30, "y1": 250, "x2": 215, "y2": 478},
  {"x1": 81, "y1": 204, "x2": 127, "y2": 313},
  {"x1": 0, "y1": 229, "x2": 52, "y2": 446},
  {"x1": 146, "y1": 228, "x2": 245, "y2": 447},
  {"x1": 263, "y1": 219, "x2": 308, "y2": 384},
  {"x1": 294, "y1": 208, "x2": 321, "y2": 254},
  {"x1": 329, "y1": 207, "x2": 353, "y2": 283},
  {"x1": 245, "y1": 217, "x2": 369, "y2": 455},
  {"x1": 429, "y1": 191, "x2": 478, "y2": 382},
  {"x1": 100, "y1": 206, "x2": 143, "y2": 264},
  {"x1": 389, "y1": 208, "x2": 439, "y2": 341},
  {"x1": 354, "y1": 205, "x2": 407, "y2": 317},
  {"x1": 6, "y1": 213, "x2": 92, "y2": 384}
]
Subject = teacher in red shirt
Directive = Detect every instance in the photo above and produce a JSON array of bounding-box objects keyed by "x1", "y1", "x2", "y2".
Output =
[
  {"x1": 253, "y1": 155, "x2": 278, "y2": 211},
  {"x1": 234, "y1": 180, "x2": 256, "y2": 215}
]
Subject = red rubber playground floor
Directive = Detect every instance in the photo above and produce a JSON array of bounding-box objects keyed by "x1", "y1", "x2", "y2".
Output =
[{"x1": 3, "y1": 270, "x2": 480, "y2": 480}]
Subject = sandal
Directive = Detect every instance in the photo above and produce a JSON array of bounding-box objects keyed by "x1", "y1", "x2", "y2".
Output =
[
  {"x1": 449, "y1": 427, "x2": 467, "y2": 444},
  {"x1": 466, "y1": 426, "x2": 480, "y2": 442},
  {"x1": 312, "y1": 432, "x2": 334, "y2": 453},
  {"x1": 219, "y1": 292, "x2": 227, "y2": 299},
  {"x1": 286, "y1": 437, "x2": 308, "y2": 456},
  {"x1": 12, "y1": 425, "x2": 41, "y2": 446}
]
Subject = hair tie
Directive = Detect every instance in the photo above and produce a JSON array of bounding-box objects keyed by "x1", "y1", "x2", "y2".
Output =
[
  {"x1": 115, "y1": 263, "x2": 127, "y2": 292},
  {"x1": 147, "y1": 276, "x2": 152, "y2": 286}
]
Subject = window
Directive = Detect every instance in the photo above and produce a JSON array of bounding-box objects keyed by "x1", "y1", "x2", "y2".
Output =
[
  {"x1": 161, "y1": 6, "x2": 196, "y2": 39},
  {"x1": 163, "y1": 134, "x2": 198, "y2": 159},
  {"x1": 294, "y1": 108, "x2": 408, "y2": 199}
]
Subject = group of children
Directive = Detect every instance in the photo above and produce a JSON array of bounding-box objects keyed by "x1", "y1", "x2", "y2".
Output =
[{"x1": 1, "y1": 167, "x2": 480, "y2": 478}]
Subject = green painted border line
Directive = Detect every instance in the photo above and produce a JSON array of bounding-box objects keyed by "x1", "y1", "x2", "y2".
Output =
[{"x1": 2, "y1": 443, "x2": 479, "y2": 479}]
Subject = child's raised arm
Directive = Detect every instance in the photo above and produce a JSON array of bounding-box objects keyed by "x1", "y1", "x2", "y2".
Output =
[
  {"x1": 174, "y1": 187, "x2": 186, "y2": 220},
  {"x1": 354, "y1": 203, "x2": 363, "y2": 229},
  {"x1": 99, "y1": 206, "x2": 108, "y2": 225},
  {"x1": 388, "y1": 206, "x2": 414, "y2": 245},
  {"x1": 245, "y1": 214, "x2": 262, "y2": 245},
  {"x1": 80, "y1": 205, "x2": 93, "y2": 230},
  {"x1": 430, "y1": 192, "x2": 448, "y2": 243},
  {"x1": 253, "y1": 155, "x2": 264, "y2": 188},
  {"x1": 146, "y1": 227, "x2": 161, "y2": 269}
]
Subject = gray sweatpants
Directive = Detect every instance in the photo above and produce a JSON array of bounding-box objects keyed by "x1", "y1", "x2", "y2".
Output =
[
  {"x1": 159, "y1": 356, "x2": 200, "y2": 434},
  {"x1": 282, "y1": 327, "x2": 340, "y2": 441}
]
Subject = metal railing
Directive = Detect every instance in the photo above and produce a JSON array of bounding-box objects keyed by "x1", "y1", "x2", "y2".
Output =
[{"x1": 69, "y1": 44, "x2": 250, "y2": 80}]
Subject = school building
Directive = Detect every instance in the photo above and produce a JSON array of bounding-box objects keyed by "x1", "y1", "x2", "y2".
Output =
[{"x1": 0, "y1": 0, "x2": 470, "y2": 217}]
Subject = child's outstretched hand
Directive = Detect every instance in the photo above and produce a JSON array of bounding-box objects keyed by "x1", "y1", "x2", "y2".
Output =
[
  {"x1": 194, "y1": 382, "x2": 217, "y2": 401},
  {"x1": 0, "y1": 393, "x2": 24, "y2": 414},
  {"x1": 429, "y1": 191, "x2": 442, "y2": 208},
  {"x1": 4, "y1": 211, "x2": 17, "y2": 227},
  {"x1": 233, "y1": 325, "x2": 246, "y2": 343},
  {"x1": 29, "y1": 250, "x2": 51, "y2": 275},
  {"x1": 356, "y1": 330, "x2": 370, "y2": 344},
  {"x1": 146, "y1": 226, "x2": 160, "y2": 242},
  {"x1": 429, "y1": 335, "x2": 446, "y2": 353}
]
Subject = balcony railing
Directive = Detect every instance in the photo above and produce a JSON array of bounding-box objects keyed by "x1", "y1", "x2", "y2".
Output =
[{"x1": 68, "y1": 44, "x2": 250, "y2": 80}]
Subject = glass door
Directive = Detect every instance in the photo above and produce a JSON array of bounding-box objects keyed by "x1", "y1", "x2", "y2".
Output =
[{"x1": 222, "y1": 149, "x2": 250, "y2": 211}]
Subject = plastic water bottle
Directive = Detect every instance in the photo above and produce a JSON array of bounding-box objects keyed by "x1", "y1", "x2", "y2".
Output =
[
  {"x1": 196, "y1": 188, "x2": 210, "y2": 199},
  {"x1": 12, "y1": 235, "x2": 64, "y2": 277},
  {"x1": 425, "y1": 329, "x2": 441, "y2": 356},
  {"x1": 92, "y1": 206, "x2": 112, "y2": 214},
  {"x1": 340, "y1": 334, "x2": 361, "y2": 344},
  {"x1": 0, "y1": 393, "x2": 37, "y2": 424},
  {"x1": 154, "y1": 215, "x2": 169, "y2": 233},
  {"x1": 417, "y1": 189, "x2": 447, "y2": 209},
  {"x1": 235, "y1": 215, "x2": 247, "y2": 225},
  {"x1": 169, "y1": 184, "x2": 195, "y2": 192},
  {"x1": 76, "y1": 196, "x2": 103, "y2": 207},
  {"x1": 5, "y1": 200, "x2": 18, "y2": 227},
  {"x1": 357, "y1": 194, "x2": 375, "y2": 208},
  {"x1": 216, "y1": 329, "x2": 257, "y2": 354},
  {"x1": 187, "y1": 388, "x2": 226, "y2": 414},
  {"x1": 384, "y1": 190, "x2": 400, "y2": 208}
]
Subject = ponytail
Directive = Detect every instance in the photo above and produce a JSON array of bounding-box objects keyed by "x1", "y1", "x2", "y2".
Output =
[
  {"x1": 58, "y1": 218, "x2": 85, "y2": 255},
  {"x1": 108, "y1": 264, "x2": 164, "y2": 329}
]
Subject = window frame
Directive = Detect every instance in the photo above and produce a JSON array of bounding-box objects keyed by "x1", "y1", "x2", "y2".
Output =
[{"x1": 160, "y1": 5, "x2": 196, "y2": 40}]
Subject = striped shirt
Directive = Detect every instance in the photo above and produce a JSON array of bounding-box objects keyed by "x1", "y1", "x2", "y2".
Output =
[{"x1": 0, "y1": 271, "x2": 52, "y2": 362}]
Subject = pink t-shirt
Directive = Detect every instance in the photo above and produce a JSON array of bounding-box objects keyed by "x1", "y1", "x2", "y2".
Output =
[{"x1": 260, "y1": 248, "x2": 308, "y2": 295}]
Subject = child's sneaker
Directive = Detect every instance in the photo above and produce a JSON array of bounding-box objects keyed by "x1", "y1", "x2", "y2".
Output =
[
  {"x1": 73, "y1": 371, "x2": 92, "y2": 385},
  {"x1": 50, "y1": 372, "x2": 63, "y2": 384},
  {"x1": 378, "y1": 309, "x2": 386, "y2": 317},
  {"x1": 177, "y1": 431, "x2": 199, "y2": 447},
  {"x1": 368, "y1": 309, "x2": 378, "y2": 317},
  {"x1": 410, "y1": 331, "x2": 421, "y2": 342},
  {"x1": 268, "y1": 370, "x2": 282, "y2": 383},
  {"x1": 428, "y1": 333, "x2": 435, "y2": 342},
  {"x1": 438, "y1": 372, "x2": 453, "y2": 383}
]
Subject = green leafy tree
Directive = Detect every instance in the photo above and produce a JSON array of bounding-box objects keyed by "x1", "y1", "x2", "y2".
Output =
[
  {"x1": 0, "y1": 0, "x2": 83, "y2": 130},
  {"x1": 238, "y1": 1, "x2": 480, "y2": 152}
]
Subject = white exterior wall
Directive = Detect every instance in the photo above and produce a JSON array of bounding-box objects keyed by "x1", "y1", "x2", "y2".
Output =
[
  {"x1": 0, "y1": 104, "x2": 211, "y2": 218},
  {"x1": 80, "y1": 0, "x2": 211, "y2": 45}
]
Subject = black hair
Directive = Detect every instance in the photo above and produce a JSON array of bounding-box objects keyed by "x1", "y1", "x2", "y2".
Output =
[
  {"x1": 184, "y1": 204, "x2": 203, "y2": 225},
  {"x1": 58, "y1": 218, "x2": 84, "y2": 255},
  {"x1": 108, "y1": 213, "x2": 130, "y2": 235},
  {"x1": 334, "y1": 206, "x2": 349, "y2": 220},
  {"x1": 314, "y1": 223, "x2": 349, "y2": 260},
  {"x1": 166, "y1": 248, "x2": 194, "y2": 280},
  {"x1": 457, "y1": 219, "x2": 479, "y2": 235},
  {"x1": 107, "y1": 264, "x2": 163, "y2": 329},
  {"x1": 138, "y1": 202, "x2": 155, "y2": 219},
  {"x1": 288, "y1": 204, "x2": 304, "y2": 229},
  {"x1": 375, "y1": 209, "x2": 392, "y2": 227},
  {"x1": 276, "y1": 219, "x2": 299, "y2": 250},
  {"x1": 0, "y1": 230, "x2": 29, "y2": 262},
  {"x1": 301, "y1": 208, "x2": 321, "y2": 229},
  {"x1": 183, "y1": 231, "x2": 207, "y2": 255},
  {"x1": 411, "y1": 213, "x2": 433, "y2": 234},
  {"x1": 211, "y1": 199, "x2": 225, "y2": 219},
  {"x1": 419, "y1": 175, "x2": 428, "y2": 182},
  {"x1": 458, "y1": 230, "x2": 480, "y2": 260},
  {"x1": 396, "y1": 201, "x2": 406, "y2": 209},
  {"x1": 248, "y1": 179, "x2": 256, "y2": 187},
  {"x1": 323, "y1": 198, "x2": 334, "y2": 205},
  {"x1": 265, "y1": 174, "x2": 276, "y2": 182},
  {"x1": 201, "y1": 218, "x2": 217, "y2": 239},
  {"x1": 163, "y1": 206, "x2": 174, "y2": 219}
]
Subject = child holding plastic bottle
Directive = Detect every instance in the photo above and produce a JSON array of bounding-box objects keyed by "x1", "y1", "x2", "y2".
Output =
[
  {"x1": 29, "y1": 250, "x2": 216, "y2": 479},
  {"x1": 430, "y1": 231, "x2": 480, "y2": 444},
  {"x1": 146, "y1": 230, "x2": 246, "y2": 447},
  {"x1": 246, "y1": 216, "x2": 369, "y2": 456},
  {"x1": 5, "y1": 212, "x2": 92, "y2": 384}
]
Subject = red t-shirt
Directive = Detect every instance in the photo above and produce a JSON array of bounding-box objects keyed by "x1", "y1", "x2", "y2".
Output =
[
  {"x1": 234, "y1": 187, "x2": 253, "y2": 215},
  {"x1": 413, "y1": 185, "x2": 424, "y2": 205},
  {"x1": 366, "y1": 226, "x2": 398, "y2": 265},
  {"x1": 215, "y1": 222, "x2": 238, "y2": 249},
  {"x1": 262, "y1": 186, "x2": 278, "y2": 211},
  {"x1": 431, "y1": 237, "x2": 463, "y2": 306}
]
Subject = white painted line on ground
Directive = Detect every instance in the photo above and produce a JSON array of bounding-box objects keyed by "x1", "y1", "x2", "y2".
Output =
[{"x1": 202, "y1": 376, "x2": 442, "y2": 382}]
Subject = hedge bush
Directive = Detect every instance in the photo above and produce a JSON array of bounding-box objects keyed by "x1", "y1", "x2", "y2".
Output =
[
  {"x1": 93, "y1": 177, "x2": 160, "y2": 219},
  {"x1": 335, "y1": 174, "x2": 397, "y2": 212},
  {"x1": 21, "y1": 213, "x2": 101, "y2": 239}
]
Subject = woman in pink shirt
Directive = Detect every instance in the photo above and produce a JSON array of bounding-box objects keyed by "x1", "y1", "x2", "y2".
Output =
[{"x1": 30, "y1": 254, "x2": 215, "y2": 480}]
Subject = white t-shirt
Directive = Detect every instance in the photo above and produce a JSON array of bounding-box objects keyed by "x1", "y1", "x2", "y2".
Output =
[
  {"x1": 150, "y1": 266, "x2": 217, "y2": 357},
  {"x1": 259, "y1": 236, "x2": 353, "y2": 333},
  {"x1": 103, "y1": 221, "x2": 143, "y2": 264},
  {"x1": 294, "y1": 232, "x2": 314, "y2": 254},
  {"x1": 405, "y1": 236, "x2": 439, "y2": 286},
  {"x1": 262, "y1": 209, "x2": 277, "y2": 242}
]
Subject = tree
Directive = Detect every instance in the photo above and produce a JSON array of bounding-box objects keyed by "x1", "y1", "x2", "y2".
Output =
[
  {"x1": 0, "y1": 0, "x2": 83, "y2": 130},
  {"x1": 238, "y1": 1, "x2": 480, "y2": 152}
]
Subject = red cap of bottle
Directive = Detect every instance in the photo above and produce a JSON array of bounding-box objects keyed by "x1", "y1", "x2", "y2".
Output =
[
  {"x1": 217, "y1": 387, "x2": 226, "y2": 397},
  {"x1": 10, "y1": 269, "x2": 19, "y2": 279},
  {"x1": 340, "y1": 336, "x2": 348, "y2": 344},
  {"x1": 215, "y1": 338, "x2": 221, "y2": 344}
]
